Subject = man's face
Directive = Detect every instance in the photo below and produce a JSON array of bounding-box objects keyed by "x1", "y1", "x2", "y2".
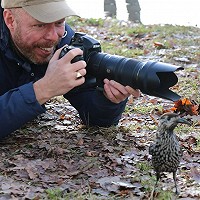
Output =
[{"x1": 7, "y1": 9, "x2": 65, "y2": 64}]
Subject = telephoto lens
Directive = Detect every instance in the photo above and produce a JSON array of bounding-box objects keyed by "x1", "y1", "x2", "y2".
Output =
[
  {"x1": 60, "y1": 32, "x2": 183, "y2": 102},
  {"x1": 87, "y1": 53, "x2": 183, "y2": 101}
]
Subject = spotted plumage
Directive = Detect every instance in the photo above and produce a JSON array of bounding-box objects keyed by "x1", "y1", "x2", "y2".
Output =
[{"x1": 149, "y1": 113, "x2": 191, "y2": 194}]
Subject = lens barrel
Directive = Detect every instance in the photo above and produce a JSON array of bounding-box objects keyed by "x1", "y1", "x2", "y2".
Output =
[{"x1": 87, "y1": 52, "x2": 183, "y2": 101}]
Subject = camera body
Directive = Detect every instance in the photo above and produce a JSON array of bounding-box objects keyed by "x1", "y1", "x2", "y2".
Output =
[
  {"x1": 60, "y1": 32, "x2": 101, "y2": 63},
  {"x1": 60, "y1": 32, "x2": 183, "y2": 101}
]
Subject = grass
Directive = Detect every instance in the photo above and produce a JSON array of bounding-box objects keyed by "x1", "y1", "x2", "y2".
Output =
[
  {"x1": 1, "y1": 17, "x2": 199, "y2": 200},
  {"x1": 176, "y1": 76, "x2": 200, "y2": 101},
  {"x1": 132, "y1": 104, "x2": 163, "y2": 115},
  {"x1": 62, "y1": 18, "x2": 200, "y2": 199},
  {"x1": 45, "y1": 188, "x2": 126, "y2": 200},
  {"x1": 66, "y1": 17, "x2": 200, "y2": 66},
  {"x1": 66, "y1": 16, "x2": 105, "y2": 27},
  {"x1": 45, "y1": 189, "x2": 98, "y2": 200},
  {"x1": 101, "y1": 43, "x2": 145, "y2": 58},
  {"x1": 155, "y1": 191, "x2": 174, "y2": 200},
  {"x1": 46, "y1": 188, "x2": 63, "y2": 200},
  {"x1": 136, "y1": 161, "x2": 152, "y2": 171},
  {"x1": 175, "y1": 124, "x2": 197, "y2": 134}
]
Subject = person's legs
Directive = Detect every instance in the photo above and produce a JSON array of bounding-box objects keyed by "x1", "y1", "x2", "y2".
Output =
[
  {"x1": 104, "y1": 0, "x2": 117, "y2": 18},
  {"x1": 126, "y1": 0, "x2": 141, "y2": 23}
]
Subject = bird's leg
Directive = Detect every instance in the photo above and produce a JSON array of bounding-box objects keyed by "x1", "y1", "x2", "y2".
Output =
[
  {"x1": 173, "y1": 171, "x2": 179, "y2": 194},
  {"x1": 155, "y1": 171, "x2": 160, "y2": 186},
  {"x1": 149, "y1": 172, "x2": 160, "y2": 200}
]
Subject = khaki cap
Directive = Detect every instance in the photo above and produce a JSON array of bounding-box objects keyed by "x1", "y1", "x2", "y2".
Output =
[{"x1": 1, "y1": 0, "x2": 78, "y2": 23}]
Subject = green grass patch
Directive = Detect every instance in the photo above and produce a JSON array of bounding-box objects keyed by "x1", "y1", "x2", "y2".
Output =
[{"x1": 130, "y1": 104, "x2": 163, "y2": 115}]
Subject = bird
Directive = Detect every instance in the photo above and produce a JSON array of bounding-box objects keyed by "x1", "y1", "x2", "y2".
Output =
[{"x1": 149, "y1": 112, "x2": 191, "y2": 194}]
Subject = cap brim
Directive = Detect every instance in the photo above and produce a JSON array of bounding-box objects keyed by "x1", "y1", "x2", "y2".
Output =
[{"x1": 23, "y1": 1, "x2": 78, "y2": 23}]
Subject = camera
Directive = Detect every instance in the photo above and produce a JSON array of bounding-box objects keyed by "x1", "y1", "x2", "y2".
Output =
[{"x1": 60, "y1": 32, "x2": 183, "y2": 101}]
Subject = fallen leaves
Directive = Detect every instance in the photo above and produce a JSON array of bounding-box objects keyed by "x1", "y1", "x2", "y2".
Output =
[
  {"x1": 0, "y1": 21, "x2": 200, "y2": 199},
  {"x1": 154, "y1": 41, "x2": 166, "y2": 49},
  {"x1": 171, "y1": 98, "x2": 200, "y2": 116},
  {"x1": 190, "y1": 167, "x2": 200, "y2": 184}
]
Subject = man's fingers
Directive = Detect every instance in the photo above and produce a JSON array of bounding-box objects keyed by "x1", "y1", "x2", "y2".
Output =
[
  {"x1": 125, "y1": 86, "x2": 140, "y2": 98},
  {"x1": 103, "y1": 79, "x2": 140, "y2": 103},
  {"x1": 103, "y1": 83, "x2": 118, "y2": 103},
  {"x1": 109, "y1": 80, "x2": 129, "y2": 96},
  {"x1": 60, "y1": 48, "x2": 83, "y2": 63},
  {"x1": 49, "y1": 46, "x2": 65, "y2": 63},
  {"x1": 50, "y1": 46, "x2": 83, "y2": 64}
]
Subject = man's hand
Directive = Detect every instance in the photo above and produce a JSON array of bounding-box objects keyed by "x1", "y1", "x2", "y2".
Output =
[
  {"x1": 103, "y1": 79, "x2": 140, "y2": 104},
  {"x1": 34, "y1": 47, "x2": 87, "y2": 105}
]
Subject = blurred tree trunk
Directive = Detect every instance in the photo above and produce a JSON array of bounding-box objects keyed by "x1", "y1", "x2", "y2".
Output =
[
  {"x1": 126, "y1": 0, "x2": 141, "y2": 23},
  {"x1": 104, "y1": 0, "x2": 116, "y2": 18},
  {"x1": 104, "y1": 0, "x2": 141, "y2": 23}
]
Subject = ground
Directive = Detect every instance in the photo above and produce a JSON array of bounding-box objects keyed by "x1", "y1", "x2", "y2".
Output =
[{"x1": 0, "y1": 18, "x2": 200, "y2": 200}]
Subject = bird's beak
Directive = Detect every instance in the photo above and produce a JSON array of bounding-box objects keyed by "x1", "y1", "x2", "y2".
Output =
[{"x1": 177, "y1": 118, "x2": 191, "y2": 125}]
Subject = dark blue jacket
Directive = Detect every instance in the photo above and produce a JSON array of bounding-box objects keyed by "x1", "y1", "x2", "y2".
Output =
[{"x1": 0, "y1": 7, "x2": 127, "y2": 139}]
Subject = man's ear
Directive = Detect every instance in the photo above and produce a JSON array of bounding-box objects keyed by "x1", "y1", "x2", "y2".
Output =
[{"x1": 3, "y1": 9, "x2": 15, "y2": 31}]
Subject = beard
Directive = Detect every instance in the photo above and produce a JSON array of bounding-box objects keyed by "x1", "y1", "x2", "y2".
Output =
[{"x1": 11, "y1": 26, "x2": 60, "y2": 65}]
